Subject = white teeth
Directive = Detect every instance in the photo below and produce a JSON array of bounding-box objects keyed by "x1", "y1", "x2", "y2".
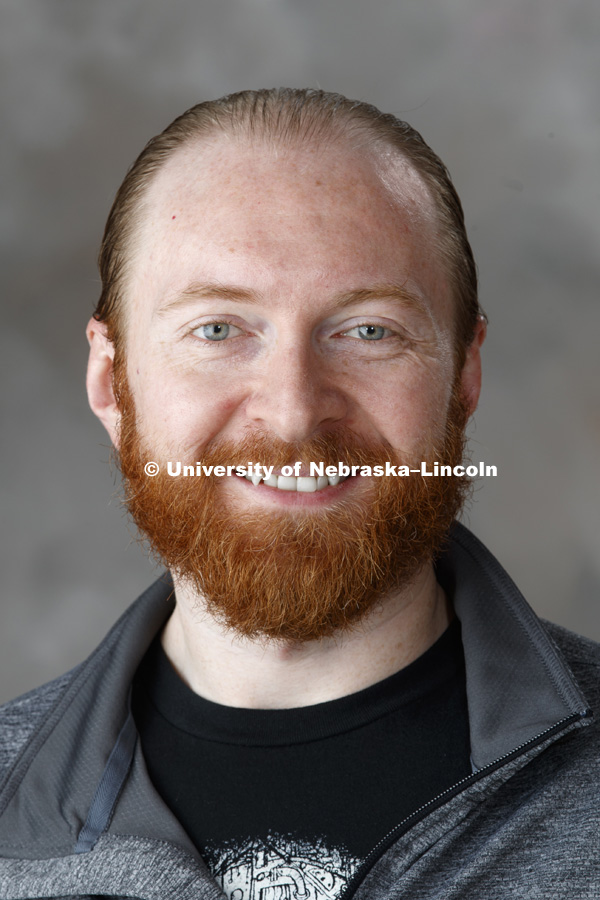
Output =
[
  {"x1": 244, "y1": 473, "x2": 348, "y2": 492},
  {"x1": 297, "y1": 476, "x2": 317, "y2": 493},
  {"x1": 277, "y1": 475, "x2": 297, "y2": 491}
]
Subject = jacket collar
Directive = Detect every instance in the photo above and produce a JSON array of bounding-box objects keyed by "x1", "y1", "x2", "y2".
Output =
[
  {"x1": 440, "y1": 523, "x2": 589, "y2": 768},
  {"x1": 0, "y1": 523, "x2": 591, "y2": 865}
]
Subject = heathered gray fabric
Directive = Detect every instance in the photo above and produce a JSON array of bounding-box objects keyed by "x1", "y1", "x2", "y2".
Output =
[
  {"x1": 0, "y1": 670, "x2": 75, "y2": 779},
  {"x1": 1, "y1": 522, "x2": 599, "y2": 899}
]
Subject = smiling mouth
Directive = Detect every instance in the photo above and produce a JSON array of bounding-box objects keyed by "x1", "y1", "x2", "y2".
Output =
[{"x1": 242, "y1": 473, "x2": 350, "y2": 493}]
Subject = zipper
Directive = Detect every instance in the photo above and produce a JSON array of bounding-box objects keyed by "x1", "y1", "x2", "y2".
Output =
[{"x1": 339, "y1": 709, "x2": 592, "y2": 900}]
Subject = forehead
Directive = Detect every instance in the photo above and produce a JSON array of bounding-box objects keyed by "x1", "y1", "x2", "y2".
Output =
[{"x1": 128, "y1": 135, "x2": 451, "y2": 325}]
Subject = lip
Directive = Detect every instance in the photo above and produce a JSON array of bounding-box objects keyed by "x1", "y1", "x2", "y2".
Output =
[{"x1": 232, "y1": 472, "x2": 358, "y2": 508}]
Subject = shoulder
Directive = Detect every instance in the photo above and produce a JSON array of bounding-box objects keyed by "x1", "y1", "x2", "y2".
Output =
[
  {"x1": 0, "y1": 665, "x2": 81, "y2": 784},
  {"x1": 543, "y1": 621, "x2": 600, "y2": 707},
  {"x1": 544, "y1": 620, "x2": 600, "y2": 662},
  {"x1": 0, "y1": 575, "x2": 175, "y2": 790}
]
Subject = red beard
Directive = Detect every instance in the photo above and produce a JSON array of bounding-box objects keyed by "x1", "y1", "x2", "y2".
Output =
[{"x1": 115, "y1": 372, "x2": 470, "y2": 643}]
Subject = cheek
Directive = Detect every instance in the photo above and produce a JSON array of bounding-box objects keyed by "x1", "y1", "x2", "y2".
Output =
[
  {"x1": 362, "y1": 369, "x2": 452, "y2": 454},
  {"x1": 131, "y1": 364, "x2": 244, "y2": 458}
]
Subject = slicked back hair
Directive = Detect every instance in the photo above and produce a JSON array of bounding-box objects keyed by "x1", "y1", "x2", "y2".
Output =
[{"x1": 94, "y1": 88, "x2": 481, "y2": 371}]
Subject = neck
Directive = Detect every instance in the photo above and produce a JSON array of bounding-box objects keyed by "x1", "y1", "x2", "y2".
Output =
[{"x1": 161, "y1": 566, "x2": 451, "y2": 709}]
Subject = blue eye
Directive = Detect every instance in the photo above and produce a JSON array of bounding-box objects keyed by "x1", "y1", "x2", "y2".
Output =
[
  {"x1": 195, "y1": 323, "x2": 233, "y2": 341},
  {"x1": 346, "y1": 324, "x2": 388, "y2": 341},
  {"x1": 359, "y1": 325, "x2": 385, "y2": 340}
]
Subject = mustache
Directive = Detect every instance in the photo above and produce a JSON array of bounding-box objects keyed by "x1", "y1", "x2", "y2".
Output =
[{"x1": 179, "y1": 427, "x2": 408, "y2": 470}]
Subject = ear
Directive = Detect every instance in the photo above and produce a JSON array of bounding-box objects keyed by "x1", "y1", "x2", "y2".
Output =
[
  {"x1": 86, "y1": 317, "x2": 121, "y2": 448},
  {"x1": 459, "y1": 315, "x2": 487, "y2": 416}
]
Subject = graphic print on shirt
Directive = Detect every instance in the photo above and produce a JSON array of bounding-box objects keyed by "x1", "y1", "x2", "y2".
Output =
[{"x1": 204, "y1": 833, "x2": 362, "y2": 900}]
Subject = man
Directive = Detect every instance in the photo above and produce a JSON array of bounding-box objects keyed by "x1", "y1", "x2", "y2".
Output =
[{"x1": 0, "y1": 89, "x2": 598, "y2": 900}]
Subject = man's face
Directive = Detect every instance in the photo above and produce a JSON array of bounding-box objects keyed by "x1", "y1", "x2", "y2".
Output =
[
  {"x1": 89, "y1": 137, "x2": 482, "y2": 641},
  {"x1": 123, "y1": 139, "x2": 458, "y2": 489}
]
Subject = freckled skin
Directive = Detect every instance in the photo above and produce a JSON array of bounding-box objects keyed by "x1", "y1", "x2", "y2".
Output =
[{"x1": 121, "y1": 137, "x2": 464, "y2": 507}]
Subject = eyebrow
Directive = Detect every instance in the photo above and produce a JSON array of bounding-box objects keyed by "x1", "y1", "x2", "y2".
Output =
[
  {"x1": 156, "y1": 283, "x2": 262, "y2": 317},
  {"x1": 335, "y1": 285, "x2": 431, "y2": 320},
  {"x1": 155, "y1": 281, "x2": 432, "y2": 322}
]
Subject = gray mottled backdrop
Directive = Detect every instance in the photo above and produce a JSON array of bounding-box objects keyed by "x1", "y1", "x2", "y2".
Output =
[{"x1": 2, "y1": 0, "x2": 599, "y2": 703}]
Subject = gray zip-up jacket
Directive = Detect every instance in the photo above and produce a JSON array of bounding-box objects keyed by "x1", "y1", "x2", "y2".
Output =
[{"x1": 1, "y1": 522, "x2": 599, "y2": 899}]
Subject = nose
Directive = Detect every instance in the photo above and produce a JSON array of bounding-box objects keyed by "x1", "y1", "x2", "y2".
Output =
[{"x1": 244, "y1": 342, "x2": 348, "y2": 442}]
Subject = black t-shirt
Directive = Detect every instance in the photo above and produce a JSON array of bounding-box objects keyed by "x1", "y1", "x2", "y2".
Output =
[{"x1": 132, "y1": 618, "x2": 470, "y2": 899}]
